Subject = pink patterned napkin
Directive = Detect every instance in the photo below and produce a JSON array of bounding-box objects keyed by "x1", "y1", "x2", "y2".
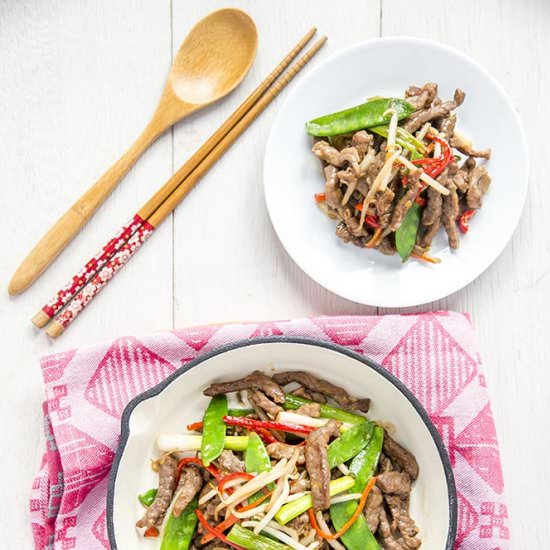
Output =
[{"x1": 30, "y1": 312, "x2": 510, "y2": 549}]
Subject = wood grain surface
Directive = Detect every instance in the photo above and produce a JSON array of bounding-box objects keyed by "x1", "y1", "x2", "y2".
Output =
[{"x1": 1, "y1": 0, "x2": 548, "y2": 547}]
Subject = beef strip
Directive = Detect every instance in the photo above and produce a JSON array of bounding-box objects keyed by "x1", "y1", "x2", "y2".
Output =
[
  {"x1": 405, "y1": 82, "x2": 438, "y2": 110},
  {"x1": 136, "y1": 454, "x2": 178, "y2": 528},
  {"x1": 376, "y1": 471, "x2": 412, "y2": 497},
  {"x1": 324, "y1": 164, "x2": 343, "y2": 208},
  {"x1": 385, "y1": 494, "x2": 421, "y2": 548},
  {"x1": 291, "y1": 386, "x2": 327, "y2": 404},
  {"x1": 216, "y1": 450, "x2": 244, "y2": 473},
  {"x1": 352, "y1": 130, "x2": 373, "y2": 155},
  {"x1": 204, "y1": 371, "x2": 285, "y2": 404},
  {"x1": 343, "y1": 206, "x2": 368, "y2": 237},
  {"x1": 312, "y1": 140, "x2": 343, "y2": 166},
  {"x1": 339, "y1": 147, "x2": 362, "y2": 174},
  {"x1": 437, "y1": 113, "x2": 457, "y2": 141},
  {"x1": 338, "y1": 167, "x2": 358, "y2": 205},
  {"x1": 450, "y1": 132, "x2": 491, "y2": 159},
  {"x1": 404, "y1": 88, "x2": 465, "y2": 133},
  {"x1": 273, "y1": 371, "x2": 370, "y2": 412},
  {"x1": 305, "y1": 420, "x2": 341, "y2": 511},
  {"x1": 335, "y1": 221, "x2": 353, "y2": 243},
  {"x1": 386, "y1": 169, "x2": 422, "y2": 233},
  {"x1": 248, "y1": 389, "x2": 282, "y2": 419},
  {"x1": 266, "y1": 442, "x2": 306, "y2": 464},
  {"x1": 172, "y1": 465, "x2": 203, "y2": 517},
  {"x1": 466, "y1": 165, "x2": 491, "y2": 209},
  {"x1": 383, "y1": 433, "x2": 419, "y2": 480},
  {"x1": 364, "y1": 484, "x2": 384, "y2": 533},
  {"x1": 440, "y1": 161, "x2": 469, "y2": 194},
  {"x1": 421, "y1": 187, "x2": 442, "y2": 226},
  {"x1": 441, "y1": 182, "x2": 460, "y2": 249},
  {"x1": 378, "y1": 506, "x2": 406, "y2": 550},
  {"x1": 377, "y1": 237, "x2": 396, "y2": 255},
  {"x1": 376, "y1": 188, "x2": 396, "y2": 228},
  {"x1": 295, "y1": 402, "x2": 321, "y2": 417},
  {"x1": 417, "y1": 217, "x2": 441, "y2": 250}
]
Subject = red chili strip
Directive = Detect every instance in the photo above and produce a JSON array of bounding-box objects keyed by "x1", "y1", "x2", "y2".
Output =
[
  {"x1": 314, "y1": 192, "x2": 326, "y2": 203},
  {"x1": 196, "y1": 509, "x2": 245, "y2": 550},
  {"x1": 177, "y1": 457, "x2": 221, "y2": 481},
  {"x1": 143, "y1": 526, "x2": 159, "y2": 538},
  {"x1": 458, "y1": 209, "x2": 476, "y2": 233},
  {"x1": 187, "y1": 421, "x2": 203, "y2": 431},
  {"x1": 223, "y1": 415, "x2": 315, "y2": 436}
]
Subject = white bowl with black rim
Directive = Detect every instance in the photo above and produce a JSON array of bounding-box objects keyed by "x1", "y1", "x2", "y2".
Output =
[{"x1": 107, "y1": 337, "x2": 457, "y2": 549}]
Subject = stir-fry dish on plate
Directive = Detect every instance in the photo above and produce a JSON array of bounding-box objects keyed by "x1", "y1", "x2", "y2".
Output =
[
  {"x1": 135, "y1": 370, "x2": 421, "y2": 549},
  {"x1": 307, "y1": 83, "x2": 492, "y2": 263}
]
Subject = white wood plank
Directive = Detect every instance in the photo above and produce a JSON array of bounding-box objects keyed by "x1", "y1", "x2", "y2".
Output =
[
  {"x1": 0, "y1": 0, "x2": 173, "y2": 546},
  {"x1": 172, "y1": 0, "x2": 381, "y2": 328},
  {"x1": 379, "y1": 0, "x2": 550, "y2": 546}
]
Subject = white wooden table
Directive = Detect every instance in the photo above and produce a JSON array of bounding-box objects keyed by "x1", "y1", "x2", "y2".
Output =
[{"x1": 1, "y1": 0, "x2": 548, "y2": 547}]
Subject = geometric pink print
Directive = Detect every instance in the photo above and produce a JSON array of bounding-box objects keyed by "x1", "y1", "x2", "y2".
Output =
[
  {"x1": 92, "y1": 510, "x2": 109, "y2": 548},
  {"x1": 382, "y1": 316, "x2": 477, "y2": 415},
  {"x1": 85, "y1": 336, "x2": 176, "y2": 418},
  {"x1": 456, "y1": 493, "x2": 479, "y2": 547},
  {"x1": 312, "y1": 316, "x2": 381, "y2": 347},
  {"x1": 456, "y1": 404, "x2": 504, "y2": 493},
  {"x1": 41, "y1": 349, "x2": 76, "y2": 383},
  {"x1": 54, "y1": 425, "x2": 114, "y2": 514}
]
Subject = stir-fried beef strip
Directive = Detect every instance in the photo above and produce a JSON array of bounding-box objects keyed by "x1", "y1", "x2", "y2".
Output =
[
  {"x1": 450, "y1": 132, "x2": 491, "y2": 159},
  {"x1": 385, "y1": 169, "x2": 422, "y2": 234},
  {"x1": 324, "y1": 164, "x2": 343, "y2": 208},
  {"x1": 248, "y1": 389, "x2": 283, "y2": 419},
  {"x1": 204, "y1": 370, "x2": 285, "y2": 404},
  {"x1": 305, "y1": 419, "x2": 341, "y2": 511},
  {"x1": 312, "y1": 140, "x2": 343, "y2": 166},
  {"x1": 465, "y1": 164, "x2": 492, "y2": 209},
  {"x1": 378, "y1": 506, "x2": 406, "y2": 550},
  {"x1": 136, "y1": 454, "x2": 178, "y2": 528},
  {"x1": 273, "y1": 371, "x2": 370, "y2": 412},
  {"x1": 382, "y1": 433, "x2": 419, "y2": 480},
  {"x1": 376, "y1": 470, "x2": 412, "y2": 497},
  {"x1": 266, "y1": 442, "x2": 306, "y2": 464},
  {"x1": 441, "y1": 182, "x2": 460, "y2": 249},
  {"x1": 403, "y1": 88, "x2": 464, "y2": 133},
  {"x1": 216, "y1": 450, "x2": 244, "y2": 473},
  {"x1": 376, "y1": 188, "x2": 396, "y2": 228},
  {"x1": 364, "y1": 485, "x2": 384, "y2": 533},
  {"x1": 247, "y1": 389, "x2": 286, "y2": 442},
  {"x1": 291, "y1": 385, "x2": 327, "y2": 403},
  {"x1": 295, "y1": 402, "x2": 321, "y2": 417},
  {"x1": 290, "y1": 475, "x2": 312, "y2": 494},
  {"x1": 385, "y1": 494, "x2": 421, "y2": 549},
  {"x1": 172, "y1": 465, "x2": 203, "y2": 517}
]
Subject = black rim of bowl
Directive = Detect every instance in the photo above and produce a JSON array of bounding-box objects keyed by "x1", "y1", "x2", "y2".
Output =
[{"x1": 106, "y1": 335, "x2": 458, "y2": 549}]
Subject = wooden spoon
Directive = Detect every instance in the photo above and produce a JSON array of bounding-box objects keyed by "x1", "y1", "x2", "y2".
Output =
[{"x1": 8, "y1": 8, "x2": 257, "y2": 295}]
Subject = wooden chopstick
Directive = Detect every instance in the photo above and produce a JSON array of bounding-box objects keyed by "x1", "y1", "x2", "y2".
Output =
[
  {"x1": 32, "y1": 27, "x2": 318, "y2": 330},
  {"x1": 41, "y1": 34, "x2": 327, "y2": 338}
]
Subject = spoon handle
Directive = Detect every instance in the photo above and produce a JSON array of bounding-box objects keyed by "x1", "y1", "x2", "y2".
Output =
[{"x1": 8, "y1": 118, "x2": 168, "y2": 295}]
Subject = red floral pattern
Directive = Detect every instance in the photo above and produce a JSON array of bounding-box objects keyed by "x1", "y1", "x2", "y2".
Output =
[{"x1": 42, "y1": 215, "x2": 147, "y2": 319}]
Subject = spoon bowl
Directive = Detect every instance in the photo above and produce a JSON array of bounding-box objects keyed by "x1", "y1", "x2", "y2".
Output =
[{"x1": 169, "y1": 9, "x2": 258, "y2": 105}]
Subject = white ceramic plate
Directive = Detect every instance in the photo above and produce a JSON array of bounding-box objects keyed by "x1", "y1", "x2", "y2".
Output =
[
  {"x1": 264, "y1": 37, "x2": 528, "y2": 307},
  {"x1": 107, "y1": 338, "x2": 457, "y2": 549}
]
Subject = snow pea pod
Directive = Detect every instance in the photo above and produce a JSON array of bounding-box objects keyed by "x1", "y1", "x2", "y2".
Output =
[
  {"x1": 160, "y1": 497, "x2": 198, "y2": 550},
  {"x1": 395, "y1": 202, "x2": 422, "y2": 262},
  {"x1": 349, "y1": 425, "x2": 384, "y2": 491},
  {"x1": 327, "y1": 421, "x2": 374, "y2": 469},
  {"x1": 201, "y1": 395, "x2": 228, "y2": 466},
  {"x1": 306, "y1": 98, "x2": 415, "y2": 137},
  {"x1": 245, "y1": 432, "x2": 273, "y2": 502},
  {"x1": 138, "y1": 488, "x2": 157, "y2": 507},
  {"x1": 329, "y1": 427, "x2": 384, "y2": 550},
  {"x1": 227, "y1": 524, "x2": 291, "y2": 550},
  {"x1": 283, "y1": 394, "x2": 366, "y2": 425}
]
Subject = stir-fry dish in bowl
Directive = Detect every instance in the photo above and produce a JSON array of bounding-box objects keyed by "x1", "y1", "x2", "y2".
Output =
[
  {"x1": 307, "y1": 83, "x2": 491, "y2": 263},
  {"x1": 135, "y1": 370, "x2": 421, "y2": 549}
]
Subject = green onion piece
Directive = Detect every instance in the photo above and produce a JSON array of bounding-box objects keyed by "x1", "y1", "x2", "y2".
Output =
[
  {"x1": 283, "y1": 394, "x2": 366, "y2": 425},
  {"x1": 275, "y1": 475, "x2": 355, "y2": 525},
  {"x1": 227, "y1": 524, "x2": 292, "y2": 550},
  {"x1": 227, "y1": 408, "x2": 255, "y2": 417},
  {"x1": 138, "y1": 488, "x2": 157, "y2": 508}
]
